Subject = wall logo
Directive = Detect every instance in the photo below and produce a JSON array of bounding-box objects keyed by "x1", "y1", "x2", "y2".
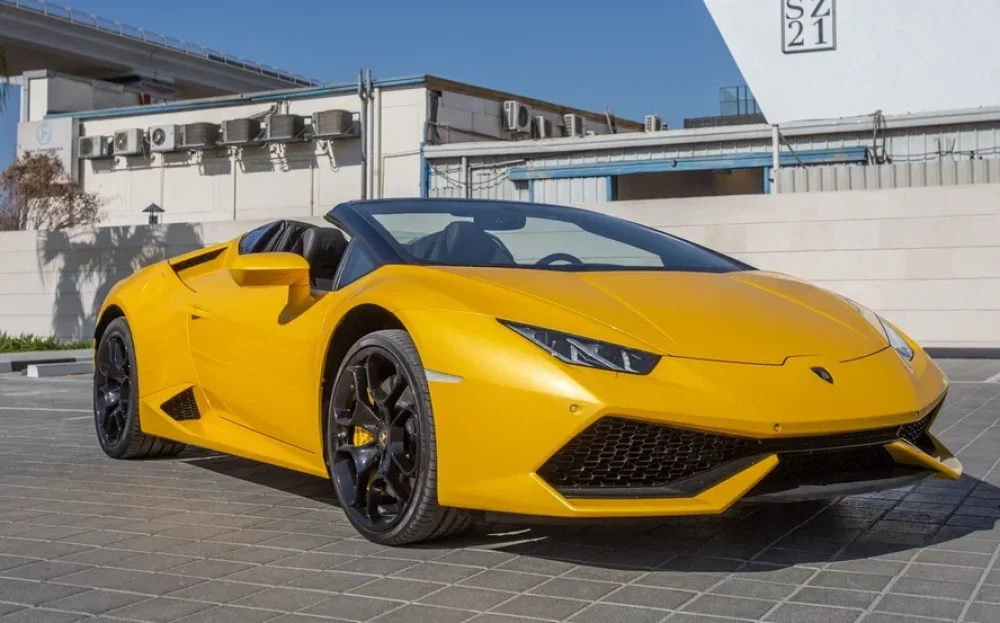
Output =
[
  {"x1": 35, "y1": 122, "x2": 54, "y2": 146},
  {"x1": 782, "y1": 0, "x2": 837, "y2": 54}
]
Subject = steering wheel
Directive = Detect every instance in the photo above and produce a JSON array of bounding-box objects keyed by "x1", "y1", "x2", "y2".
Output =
[{"x1": 535, "y1": 252, "x2": 584, "y2": 266}]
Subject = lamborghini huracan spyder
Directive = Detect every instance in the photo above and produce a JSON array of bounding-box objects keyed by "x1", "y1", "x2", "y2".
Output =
[{"x1": 92, "y1": 198, "x2": 961, "y2": 544}]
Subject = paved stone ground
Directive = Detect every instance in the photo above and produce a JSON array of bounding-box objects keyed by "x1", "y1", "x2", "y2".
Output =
[{"x1": 0, "y1": 361, "x2": 999, "y2": 623}]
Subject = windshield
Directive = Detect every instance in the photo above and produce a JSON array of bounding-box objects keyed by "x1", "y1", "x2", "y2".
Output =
[{"x1": 351, "y1": 200, "x2": 750, "y2": 273}]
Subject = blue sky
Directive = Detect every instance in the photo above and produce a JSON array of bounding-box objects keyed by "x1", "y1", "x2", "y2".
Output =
[{"x1": 2, "y1": 0, "x2": 745, "y2": 169}]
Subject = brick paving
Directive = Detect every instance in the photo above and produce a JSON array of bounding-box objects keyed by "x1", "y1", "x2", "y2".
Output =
[{"x1": 0, "y1": 364, "x2": 999, "y2": 623}]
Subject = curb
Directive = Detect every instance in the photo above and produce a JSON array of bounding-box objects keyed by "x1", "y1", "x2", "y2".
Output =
[
  {"x1": 0, "y1": 349, "x2": 94, "y2": 374},
  {"x1": 26, "y1": 362, "x2": 94, "y2": 378},
  {"x1": 926, "y1": 347, "x2": 1000, "y2": 360}
]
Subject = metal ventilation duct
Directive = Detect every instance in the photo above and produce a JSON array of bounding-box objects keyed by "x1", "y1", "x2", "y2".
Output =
[
  {"x1": 267, "y1": 114, "x2": 305, "y2": 141},
  {"x1": 181, "y1": 123, "x2": 221, "y2": 148},
  {"x1": 222, "y1": 118, "x2": 262, "y2": 145},
  {"x1": 312, "y1": 109, "x2": 357, "y2": 138}
]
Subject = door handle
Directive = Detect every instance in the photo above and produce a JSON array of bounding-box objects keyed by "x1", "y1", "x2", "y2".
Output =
[{"x1": 185, "y1": 304, "x2": 212, "y2": 320}]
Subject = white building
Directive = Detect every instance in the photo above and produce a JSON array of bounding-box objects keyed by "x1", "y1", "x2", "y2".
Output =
[{"x1": 15, "y1": 71, "x2": 641, "y2": 225}]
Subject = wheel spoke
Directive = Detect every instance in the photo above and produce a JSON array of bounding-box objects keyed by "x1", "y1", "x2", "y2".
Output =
[
  {"x1": 374, "y1": 374, "x2": 406, "y2": 412},
  {"x1": 366, "y1": 479, "x2": 387, "y2": 519},
  {"x1": 352, "y1": 401, "x2": 382, "y2": 431},
  {"x1": 383, "y1": 459, "x2": 413, "y2": 502},
  {"x1": 336, "y1": 445, "x2": 380, "y2": 508},
  {"x1": 111, "y1": 338, "x2": 128, "y2": 377},
  {"x1": 350, "y1": 365, "x2": 370, "y2": 406},
  {"x1": 95, "y1": 390, "x2": 109, "y2": 427},
  {"x1": 333, "y1": 407, "x2": 353, "y2": 428},
  {"x1": 364, "y1": 356, "x2": 383, "y2": 404},
  {"x1": 387, "y1": 410, "x2": 416, "y2": 475},
  {"x1": 113, "y1": 406, "x2": 127, "y2": 436}
]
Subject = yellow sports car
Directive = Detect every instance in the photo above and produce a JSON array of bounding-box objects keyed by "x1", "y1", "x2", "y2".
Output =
[{"x1": 93, "y1": 198, "x2": 962, "y2": 545}]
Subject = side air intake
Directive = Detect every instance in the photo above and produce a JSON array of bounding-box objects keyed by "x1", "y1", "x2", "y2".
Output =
[
  {"x1": 170, "y1": 248, "x2": 224, "y2": 273},
  {"x1": 161, "y1": 388, "x2": 201, "y2": 421}
]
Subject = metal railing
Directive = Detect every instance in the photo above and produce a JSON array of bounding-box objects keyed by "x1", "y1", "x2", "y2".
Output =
[{"x1": 2, "y1": 0, "x2": 322, "y2": 87}]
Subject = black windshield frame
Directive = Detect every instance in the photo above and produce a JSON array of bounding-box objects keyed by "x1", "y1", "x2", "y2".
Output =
[{"x1": 325, "y1": 198, "x2": 754, "y2": 274}]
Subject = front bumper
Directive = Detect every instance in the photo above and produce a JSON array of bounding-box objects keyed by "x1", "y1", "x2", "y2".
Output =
[{"x1": 405, "y1": 311, "x2": 960, "y2": 518}]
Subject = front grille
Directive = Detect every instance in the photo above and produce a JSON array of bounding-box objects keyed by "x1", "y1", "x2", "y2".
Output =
[
  {"x1": 539, "y1": 407, "x2": 939, "y2": 496},
  {"x1": 538, "y1": 417, "x2": 755, "y2": 492},
  {"x1": 161, "y1": 388, "x2": 201, "y2": 421}
]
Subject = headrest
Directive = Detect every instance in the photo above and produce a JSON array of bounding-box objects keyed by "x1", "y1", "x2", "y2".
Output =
[
  {"x1": 301, "y1": 227, "x2": 348, "y2": 269},
  {"x1": 436, "y1": 221, "x2": 511, "y2": 264},
  {"x1": 263, "y1": 220, "x2": 315, "y2": 253}
]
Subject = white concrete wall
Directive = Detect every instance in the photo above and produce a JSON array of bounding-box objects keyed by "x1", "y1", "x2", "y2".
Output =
[
  {"x1": 585, "y1": 184, "x2": 1000, "y2": 349},
  {"x1": 0, "y1": 218, "x2": 326, "y2": 341},
  {"x1": 2, "y1": 184, "x2": 997, "y2": 349}
]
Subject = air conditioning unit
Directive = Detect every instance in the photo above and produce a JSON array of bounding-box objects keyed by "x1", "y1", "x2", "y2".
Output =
[
  {"x1": 563, "y1": 114, "x2": 585, "y2": 138},
  {"x1": 221, "y1": 118, "x2": 262, "y2": 145},
  {"x1": 148, "y1": 125, "x2": 180, "y2": 152},
  {"x1": 181, "y1": 123, "x2": 221, "y2": 150},
  {"x1": 113, "y1": 128, "x2": 145, "y2": 155},
  {"x1": 533, "y1": 116, "x2": 553, "y2": 139},
  {"x1": 266, "y1": 114, "x2": 305, "y2": 142},
  {"x1": 78, "y1": 135, "x2": 111, "y2": 159},
  {"x1": 503, "y1": 100, "x2": 532, "y2": 133},
  {"x1": 311, "y1": 109, "x2": 358, "y2": 139},
  {"x1": 644, "y1": 115, "x2": 664, "y2": 133}
]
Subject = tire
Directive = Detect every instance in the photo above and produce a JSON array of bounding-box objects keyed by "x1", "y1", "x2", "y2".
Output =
[
  {"x1": 93, "y1": 317, "x2": 187, "y2": 460},
  {"x1": 326, "y1": 329, "x2": 475, "y2": 545}
]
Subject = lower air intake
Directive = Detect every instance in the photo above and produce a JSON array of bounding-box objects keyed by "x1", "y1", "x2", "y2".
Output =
[
  {"x1": 539, "y1": 407, "x2": 938, "y2": 496},
  {"x1": 161, "y1": 388, "x2": 201, "y2": 421}
]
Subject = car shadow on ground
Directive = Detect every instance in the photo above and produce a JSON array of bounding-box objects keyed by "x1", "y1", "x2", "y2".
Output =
[{"x1": 187, "y1": 452, "x2": 1000, "y2": 574}]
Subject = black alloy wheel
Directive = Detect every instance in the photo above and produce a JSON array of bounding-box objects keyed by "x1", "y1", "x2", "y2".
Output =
[
  {"x1": 327, "y1": 330, "x2": 474, "y2": 545},
  {"x1": 94, "y1": 332, "x2": 132, "y2": 448},
  {"x1": 93, "y1": 317, "x2": 186, "y2": 459},
  {"x1": 331, "y1": 348, "x2": 418, "y2": 530}
]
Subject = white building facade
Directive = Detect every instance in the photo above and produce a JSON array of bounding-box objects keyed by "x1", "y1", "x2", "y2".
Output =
[{"x1": 15, "y1": 73, "x2": 640, "y2": 226}]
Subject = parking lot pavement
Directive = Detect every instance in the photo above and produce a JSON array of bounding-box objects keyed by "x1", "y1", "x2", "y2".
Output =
[{"x1": 0, "y1": 362, "x2": 999, "y2": 623}]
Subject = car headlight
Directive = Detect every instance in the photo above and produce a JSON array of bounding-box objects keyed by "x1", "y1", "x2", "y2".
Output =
[
  {"x1": 841, "y1": 298, "x2": 914, "y2": 361},
  {"x1": 499, "y1": 320, "x2": 661, "y2": 375}
]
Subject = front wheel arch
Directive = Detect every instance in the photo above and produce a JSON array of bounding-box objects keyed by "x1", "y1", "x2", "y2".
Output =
[
  {"x1": 320, "y1": 304, "x2": 406, "y2": 473},
  {"x1": 94, "y1": 304, "x2": 126, "y2": 347}
]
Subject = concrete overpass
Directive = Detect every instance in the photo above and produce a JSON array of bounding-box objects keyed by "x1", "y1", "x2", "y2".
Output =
[{"x1": 0, "y1": 0, "x2": 322, "y2": 100}]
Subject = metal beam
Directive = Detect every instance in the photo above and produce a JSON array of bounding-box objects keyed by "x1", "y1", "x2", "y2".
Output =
[{"x1": 507, "y1": 148, "x2": 868, "y2": 181}]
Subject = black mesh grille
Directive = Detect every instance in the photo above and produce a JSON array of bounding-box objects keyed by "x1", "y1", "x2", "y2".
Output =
[
  {"x1": 538, "y1": 417, "x2": 755, "y2": 491},
  {"x1": 899, "y1": 406, "x2": 938, "y2": 449},
  {"x1": 161, "y1": 388, "x2": 200, "y2": 421},
  {"x1": 539, "y1": 407, "x2": 938, "y2": 495}
]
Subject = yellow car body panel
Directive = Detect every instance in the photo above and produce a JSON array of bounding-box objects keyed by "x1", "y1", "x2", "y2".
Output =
[{"x1": 94, "y1": 204, "x2": 961, "y2": 521}]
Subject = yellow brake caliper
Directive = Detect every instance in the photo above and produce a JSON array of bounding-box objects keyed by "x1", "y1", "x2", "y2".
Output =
[{"x1": 353, "y1": 427, "x2": 375, "y2": 446}]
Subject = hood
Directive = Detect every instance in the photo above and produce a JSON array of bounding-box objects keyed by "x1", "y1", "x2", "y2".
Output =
[{"x1": 434, "y1": 267, "x2": 887, "y2": 365}]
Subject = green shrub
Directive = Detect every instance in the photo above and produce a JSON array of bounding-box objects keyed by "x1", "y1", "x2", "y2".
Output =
[{"x1": 0, "y1": 331, "x2": 92, "y2": 353}]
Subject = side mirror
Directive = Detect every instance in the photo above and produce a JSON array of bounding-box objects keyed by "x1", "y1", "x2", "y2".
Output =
[{"x1": 229, "y1": 252, "x2": 310, "y2": 288}]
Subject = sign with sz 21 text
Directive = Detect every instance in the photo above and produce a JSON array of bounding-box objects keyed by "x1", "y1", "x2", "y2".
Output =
[{"x1": 782, "y1": 0, "x2": 836, "y2": 54}]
